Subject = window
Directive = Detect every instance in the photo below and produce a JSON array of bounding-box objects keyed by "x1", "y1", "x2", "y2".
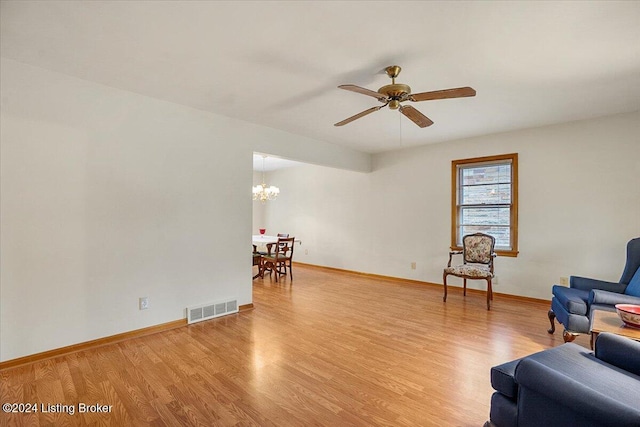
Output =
[{"x1": 451, "y1": 153, "x2": 518, "y2": 257}]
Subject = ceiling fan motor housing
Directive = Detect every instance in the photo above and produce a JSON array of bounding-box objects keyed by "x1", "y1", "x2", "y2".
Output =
[{"x1": 378, "y1": 83, "x2": 411, "y2": 109}]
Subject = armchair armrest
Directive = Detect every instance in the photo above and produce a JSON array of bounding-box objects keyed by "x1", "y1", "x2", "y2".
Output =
[
  {"x1": 595, "y1": 333, "x2": 640, "y2": 377},
  {"x1": 570, "y1": 276, "x2": 627, "y2": 293},
  {"x1": 588, "y1": 289, "x2": 640, "y2": 306},
  {"x1": 447, "y1": 250, "x2": 463, "y2": 267}
]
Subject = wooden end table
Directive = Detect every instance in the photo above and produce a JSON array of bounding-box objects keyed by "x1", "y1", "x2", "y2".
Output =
[{"x1": 590, "y1": 309, "x2": 640, "y2": 349}]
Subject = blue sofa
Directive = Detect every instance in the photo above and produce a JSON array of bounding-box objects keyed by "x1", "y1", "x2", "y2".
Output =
[{"x1": 486, "y1": 333, "x2": 640, "y2": 427}]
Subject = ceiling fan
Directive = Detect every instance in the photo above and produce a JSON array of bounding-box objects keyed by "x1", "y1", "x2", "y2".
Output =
[{"x1": 334, "y1": 65, "x2": 476, "y2": 128}]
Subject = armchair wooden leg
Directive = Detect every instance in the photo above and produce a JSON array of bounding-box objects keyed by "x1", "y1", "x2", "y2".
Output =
[
  {"x1": 562, "y1": 330, "x2": 578, "y2": 343},
  {"x1": 442, "y1": 273, "x2": 448, "y2": 302},
  {"x1": 486, "y1": 279, "x2": 492, "y2": 310},
  {"x1": 463, "y1": 278, "x2": 467, "y2": 296},
  {"x1": 547, "y1": 310, "x2": 556, "y2": 334}
]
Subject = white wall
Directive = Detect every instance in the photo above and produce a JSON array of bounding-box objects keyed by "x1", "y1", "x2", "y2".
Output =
[
  {"x1": 264, "y1": 111, "x2": 640, "y2": 300},
  {"x1": 0, "y1": 59, "x2": 369, "y2": 361},
  {"x1": 252, "y1": 171, "x2": 267, "y2": 234},
  {"x1": 2, "y1": 56, "x2": 637, "y2": 362}
]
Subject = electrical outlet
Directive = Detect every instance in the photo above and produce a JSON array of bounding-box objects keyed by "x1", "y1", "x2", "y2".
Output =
[
  {"x1": 493, "y1": 276, "x2": 498, "y2": 285},
  {"x1": 139, "y1": 297, "x2": 149, "y2": 310},
  {"x1": 560, "y1": 277, "x2": 569, "y2": 285},
  {"x1": 305, "y1": 249, "x2": 308, "y2": 255},
  {"x1": 411, "y1": 262, "x2": 416, "y2": 270}
]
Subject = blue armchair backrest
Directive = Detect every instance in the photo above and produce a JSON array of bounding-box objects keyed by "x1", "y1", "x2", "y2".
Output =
[{"x1": 620, "y1": 237, "x2": 640, "y2": 285}]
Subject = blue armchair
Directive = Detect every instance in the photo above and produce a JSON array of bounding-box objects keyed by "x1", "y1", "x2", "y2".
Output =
[{"x1": 548, "y1": 237, "x2": 640, "y2": 342}]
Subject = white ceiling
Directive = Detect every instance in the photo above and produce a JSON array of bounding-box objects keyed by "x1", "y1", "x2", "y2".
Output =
[
  {"x1": 2, "y1": 1, "x2": 639, "y2": 156},
  {"x1": 252, "y1": 154, "x2": 301, "y2": 172}
]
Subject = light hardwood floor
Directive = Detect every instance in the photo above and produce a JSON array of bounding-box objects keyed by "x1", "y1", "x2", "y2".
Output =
[{"x1": 1, "y1": 265, "x2": 590, "y2": 426}]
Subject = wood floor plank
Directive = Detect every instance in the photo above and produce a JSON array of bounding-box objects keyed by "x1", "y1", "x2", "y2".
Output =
[{"x1": 1, "y1": 265, "x2": 587, "y2": 426}]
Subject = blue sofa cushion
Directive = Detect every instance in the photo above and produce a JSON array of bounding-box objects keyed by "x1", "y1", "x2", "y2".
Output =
[
  {"x1": 552, "y1": 285, "x2": 589, "y2": 315},
  {"x1": 623, "y1": 266, "x2": 640, "y2": 296},
  {"x1": 491, "y1": 358, "x2": 520, "y2": 399},
  {"x1": 595, "y1": 333, "x2": 640, "y2": 376}
]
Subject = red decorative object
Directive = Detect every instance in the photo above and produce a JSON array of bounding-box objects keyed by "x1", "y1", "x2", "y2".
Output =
[
  {"x1": 259, "y1": 228, "x2": 266, "y2": 235},
  {"x1": 615, "y1": 304, "x2": 640, "y2": 329}
]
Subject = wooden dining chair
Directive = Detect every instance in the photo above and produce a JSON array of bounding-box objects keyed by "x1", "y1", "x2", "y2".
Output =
[
  {"x1": 275, "y1": 233, "x2": 291, "y2": 273},
  {"x1": 257, "y1": 234, "x2": 288, "y2": 257},
  {"x1": 261, "y1": 237, "x2": 295, "y2": 283}
]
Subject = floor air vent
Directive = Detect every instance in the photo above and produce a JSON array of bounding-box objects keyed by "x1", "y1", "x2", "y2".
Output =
[{"x1": 187, "y1": 298, "x2": 238, "y2": 324}]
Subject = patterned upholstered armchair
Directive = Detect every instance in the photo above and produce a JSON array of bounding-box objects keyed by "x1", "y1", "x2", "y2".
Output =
[
  {"x1": 548, "y1": 237, "x2": 640, "y2": 342},
  {"x1": 443, "y1": 233, "x2": 497, "y2": 310}
]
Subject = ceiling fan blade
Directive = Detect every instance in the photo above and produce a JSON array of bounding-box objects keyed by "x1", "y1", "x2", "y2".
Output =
[
  {"x1": 338, "y1": 84, "x2": 388, "y2": 101},
  {"x1": 334, "y1": 105, "x2": 384, "y2": 127},
  {"x1": 409, "y1": 87, "x2": 476, "y2": 102},
  {"x1": 399, "y1": 105, "x2": 434, "y2": 128}
]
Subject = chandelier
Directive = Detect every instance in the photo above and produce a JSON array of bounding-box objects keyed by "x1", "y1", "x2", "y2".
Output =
[{"x1": 252, "y1": 155, "x2": 280, "y2": 202}]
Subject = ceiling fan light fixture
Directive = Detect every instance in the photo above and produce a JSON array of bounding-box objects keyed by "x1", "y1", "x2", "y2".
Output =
[{"x1": 388, "y1": 99, "x2": 400, "y2": 110}]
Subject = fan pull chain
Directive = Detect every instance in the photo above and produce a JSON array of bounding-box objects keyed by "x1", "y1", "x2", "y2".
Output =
[{"x1": 399, "y1": 109, "x2": 403, "y2": 148}]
